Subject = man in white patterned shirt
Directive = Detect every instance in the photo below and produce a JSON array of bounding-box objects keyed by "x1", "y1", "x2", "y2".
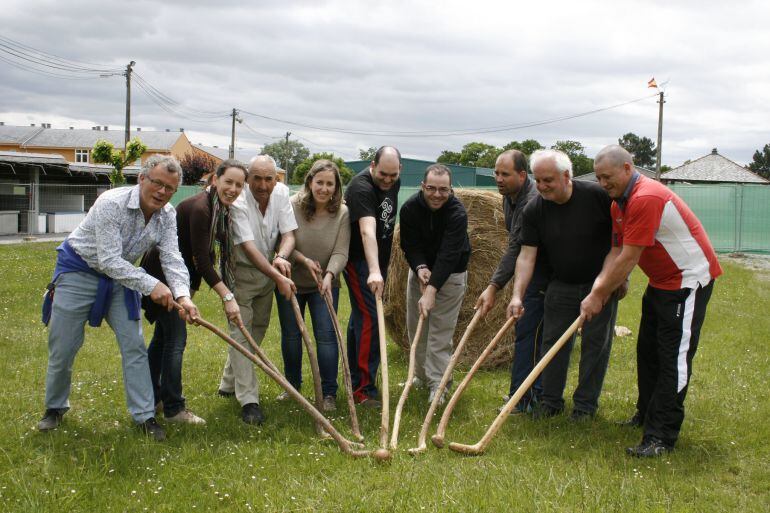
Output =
[{"x1": 39, "y1": 155, "x2": 199, "y2": 441}]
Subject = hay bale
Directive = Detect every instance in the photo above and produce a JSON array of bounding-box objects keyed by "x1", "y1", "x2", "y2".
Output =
[{"x1": 384, "y1": 188, "x2": 515, "y2": 369}]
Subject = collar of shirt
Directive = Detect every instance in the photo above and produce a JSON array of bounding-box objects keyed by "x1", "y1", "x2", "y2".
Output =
[{"x1": 616, "y1": 172, "x2": 640, "y2": 212}]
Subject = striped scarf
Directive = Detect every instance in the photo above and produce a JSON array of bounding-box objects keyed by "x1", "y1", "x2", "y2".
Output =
[{"x1": 209, "y1": 187, "x2": 235, "y2": 290}]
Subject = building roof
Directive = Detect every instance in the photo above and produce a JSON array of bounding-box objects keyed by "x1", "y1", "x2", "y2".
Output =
[
  {"x1": 0, "y1": 150, "x2": 138, "y2": 176},
  {"x1": 662, "y1": 149, "x2": 769, "y2": 184},
  {"x1": 0, "y1": 125, "x2": 44, "y2": 144},
  {"x1": 0, "y1": 124, "x2": 185, "y2": 151},
  {"x1": 193, "y1": 144, "x2": 259, "y2": 164},
  {"x1": 574, "y1": 165, "x2": 656, "y2": 182}
]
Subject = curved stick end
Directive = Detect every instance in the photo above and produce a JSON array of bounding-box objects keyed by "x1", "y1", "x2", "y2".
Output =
[
  {"x1": 407, "y1": 446, "x2": 426, "y2": 456},
  {"x1": 372, "y1": 448, "x2": 392, "y2": 462},
  {"x1": 448, "y1": 442, "x2": 483, "y2": 455},
  {"x1": 430, "y1": 434, "x2": 445, "y2": 448}
]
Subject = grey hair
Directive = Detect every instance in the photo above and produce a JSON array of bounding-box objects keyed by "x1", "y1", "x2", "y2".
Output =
[
  {"x1": 141, "y1": 154, "x2": 183, "y2": 184},
  {"x1": 530, "y1": 149, "x2": 573, "y2": 178},
  {"x1": 251, "y1": 154, "x2": 278, "y2": 171}
]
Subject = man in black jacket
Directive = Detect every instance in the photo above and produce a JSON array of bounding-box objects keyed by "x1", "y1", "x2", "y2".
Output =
[
  {"x1": 399, "y1": 164, "x2": 471, "y2": 404},
  {"x1": 475, "y1": 150, "x2": 549, "y2": 413}
]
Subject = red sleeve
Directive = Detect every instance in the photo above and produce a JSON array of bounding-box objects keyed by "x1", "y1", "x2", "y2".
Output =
[{"x1": 623, "y1": 195, "x2": 665, "y2": 247}]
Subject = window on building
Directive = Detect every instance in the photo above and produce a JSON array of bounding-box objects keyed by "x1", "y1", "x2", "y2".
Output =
[{"x1": 75, "y1": 149, "x2": 89, "y2": 163}]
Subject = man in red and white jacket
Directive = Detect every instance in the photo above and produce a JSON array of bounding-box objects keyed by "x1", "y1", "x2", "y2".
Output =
[{"x1": 581, "y1": 145, "x2": 722, "y2": 458}]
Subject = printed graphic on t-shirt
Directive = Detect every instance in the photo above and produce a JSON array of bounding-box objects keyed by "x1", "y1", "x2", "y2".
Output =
[{"x1": 380, "y1": 198, "x2": 395, "y2": 239}]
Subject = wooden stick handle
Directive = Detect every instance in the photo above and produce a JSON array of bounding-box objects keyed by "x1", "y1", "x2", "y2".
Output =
[
  {"x1": 432, "y1": 314, "x2": 516, "y2": 448},
  {"x1": 448, "y1": 316, "x2": 583, "y2": 455},
  {"x1": 290, "y1": 294, "x2": 327, "y2": 436},
  {"x1": 181, "y1": 309, "x2": 369, "y2": 458},
  {"x1": 409, "y1": 308, "x2": 482, "y2": 455},
  {"x1": 390, "y1": 314, "x2": 424, "y2": 450},
  {"x1": 310, "y1": 268, "x2": 363, "y2": 441},
  {"x1": 375, "y1": 295, "x2": 390, "y2": 457}
]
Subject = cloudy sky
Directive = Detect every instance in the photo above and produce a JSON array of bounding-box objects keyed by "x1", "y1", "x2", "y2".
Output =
[{"x1": 1, "y1": 0, "x2": 768, "y2": 166}]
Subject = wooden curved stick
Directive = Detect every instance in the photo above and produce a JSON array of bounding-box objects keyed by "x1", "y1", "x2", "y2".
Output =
[
  {"x1": 448, "y1": 316, "x2": 583, "y2": 456},
  {"x1": 290, "y1": 294, "x2": 327, "y2": 436},
  {"x1": 237, "y1": 324, "x2": 280, "y2": 374},
  {"x1": 375, "y1": 295, "x2": 391, "y2": 460},
  {"x1": 310, "y1": 269, "x2": 363, "y2": 441},
  {"x1": 431, "y1": 315, "x2": 516, "y2": 448},
  {"x1": 179, "y1": 309, "x2": 371, "y2": 458},
  {"x1": 409, "y1": 308, "x2": 483, "y2": 455},
  {"x1": 390, "y1": 314, "x2": 425, "y2": 450}
]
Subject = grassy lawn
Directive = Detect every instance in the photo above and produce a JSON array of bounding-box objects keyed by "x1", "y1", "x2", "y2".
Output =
[{"x1": 0, "y1": 242, "x2": 768, "y2": 512}]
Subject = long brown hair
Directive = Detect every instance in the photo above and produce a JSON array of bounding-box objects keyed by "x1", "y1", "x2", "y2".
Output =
[{"x1": 298, "y1": 159, "x2": 342, "y2": 221}]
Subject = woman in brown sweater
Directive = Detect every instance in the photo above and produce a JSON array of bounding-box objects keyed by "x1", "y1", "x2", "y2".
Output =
[
  {"x1": 275, "y1": 159, "x2": 350, "y2": 412},
  {"x1": 141, "y1": 159, "x2": 247, "y2": 424}
]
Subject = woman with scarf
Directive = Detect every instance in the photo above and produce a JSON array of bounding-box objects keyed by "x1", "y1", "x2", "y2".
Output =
[
  {"x1": 141, "y1": 158, "x2": 247, "y2": 424},
  {"x1": 275, "y1": 159, "x2": 349, "y2": 412}
]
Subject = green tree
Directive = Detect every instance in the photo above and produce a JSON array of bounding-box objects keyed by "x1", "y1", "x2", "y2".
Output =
[
  {"x1": 91, "y1": 137, "x2": 147, "y2": 186},
  {"x1": 502, "y1": 139, "x2": 544, "y2": 156},
  {"x1": 292, "y1": 152, "x2": 353, "y2": 186},
  {"x1": 261, "y1": 139, "x2": 310, "y2": 183},
  {"x1": 358, "y1": 147, "x2": 377, "y2": 161},
  {"x1": 458, "y1": 142, "x2": 500, "y2": 168},
  {"x1": 436, "y1": 150, "x2": 462, "y2": 165},
  {"x1": 618, "y1": 132, "x2": 656, "y2": 168},
  {"x1": 551, "y1": 140, "x2": 593, "y2": 177},
  {"x1": 748, "y1": 143, "x2": 770, "y2": 179}
]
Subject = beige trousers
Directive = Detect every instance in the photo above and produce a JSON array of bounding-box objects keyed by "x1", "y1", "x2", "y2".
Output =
[
  {"x1": 406, "y1": 270, "x2": 467, "y2": 389},
  {"x1": 219, "y1": 265, "x2": 275, "y2": 406}
]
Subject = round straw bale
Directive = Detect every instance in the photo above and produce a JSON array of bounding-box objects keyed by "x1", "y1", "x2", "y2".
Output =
[{"x1": 384, "y1": 188, "x2": 515, "y2": 369}]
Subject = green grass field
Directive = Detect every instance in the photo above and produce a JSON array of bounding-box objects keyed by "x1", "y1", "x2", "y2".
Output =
[{"x1": 0, "y1": 243, "x2": 768, "y2": 512}]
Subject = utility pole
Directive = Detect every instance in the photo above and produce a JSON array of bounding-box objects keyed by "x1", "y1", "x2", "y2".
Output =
[
  {"x1": 654, "y1": 90, "x2": 665, "y2": 181},
  {"x1": 284, "y1": 131, "x2": 292, "y2": 182},
  {"x1": 124, "y1": 61, "x2": 135, "y2": 151},
  {"x1": 230, "y1": 108, "x2": 238, "y2": 159}
]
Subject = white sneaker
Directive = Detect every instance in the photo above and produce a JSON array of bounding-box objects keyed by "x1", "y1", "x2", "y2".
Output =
[{"x1": 165, "y1": 409, "x2": 206, "y2": 425}]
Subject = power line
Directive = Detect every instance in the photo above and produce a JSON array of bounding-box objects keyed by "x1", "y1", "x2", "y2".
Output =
[
  {"x1": 238, "y1": 93, "x2": 658, "y2": 138},
  {"x1": 0, "y1": 35, "x2": 122, "y2": 74}
]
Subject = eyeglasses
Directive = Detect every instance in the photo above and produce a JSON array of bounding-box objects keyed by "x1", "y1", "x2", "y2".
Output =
[
  {"x1": 144, "y1": 176, "x2": 178, "y2": 194},
  {"x1": 423, "y1": 184, "x2": 452, "y2": 196}
]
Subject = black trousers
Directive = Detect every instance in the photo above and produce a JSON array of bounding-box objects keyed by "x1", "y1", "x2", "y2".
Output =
[{"x1": 636, "y1": 280, "x2": 715, "y2": 447}]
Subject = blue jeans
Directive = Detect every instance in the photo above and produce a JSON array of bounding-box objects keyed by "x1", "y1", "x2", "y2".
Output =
[
  {"x1": 147, "y1": 308, "x2": 187, "y2": 417},
  {"x1": 275, "y1": 288, "x2": 340, "y2": 397},
  {"x1": 508, "y1": 271, "x2": 548, "y2": 409},
  {"x1": 44, "y1": 271, "x2": 155, "y2": 423}
]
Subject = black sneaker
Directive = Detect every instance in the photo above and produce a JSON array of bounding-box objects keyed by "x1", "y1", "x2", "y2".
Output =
[
  {"x1": 569, "y1": 409, "x2": 595, "y2": 422},
  {"x1": 626, "y1": 437, "x2": 672, "y2": 458},
  {"x1": 532, "y1": 404, "x2": 563, "y2": 420},
  {"x1": 37, "y1": 409, "x2": 64, "y2": 432},
  {"x1": 138, "y1": 417, "x2": 166, "y2": 441},
  {"x1": 617, "y1": 411, "x2": 644, "y2": 428},
  {"x1": 242, "y1": 403, "x2": 265, "y2": 425},
  {"x1": 217, "y1": 389, "x2": 235, "y2": 398}
]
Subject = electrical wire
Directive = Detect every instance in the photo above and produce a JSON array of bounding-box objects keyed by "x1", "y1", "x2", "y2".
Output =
[{"x1": 239, "y1": 93, "x2": 658, "y2": 138}]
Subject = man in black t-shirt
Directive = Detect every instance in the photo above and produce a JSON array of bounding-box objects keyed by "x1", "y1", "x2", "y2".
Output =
[
  {"x1": 508, "y1": 149, "x2": 622, "y2": 421},
  {"x1": 343, "y1": 146, "x2": 401, "y2": 406}
]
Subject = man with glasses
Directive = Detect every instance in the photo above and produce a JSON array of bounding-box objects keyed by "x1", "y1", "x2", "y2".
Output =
[
  {"x1": 39, "y1": 155, "x2": 199, "y2": 441},
  {"x1": 399, "y1": 164, "x2": 470, "y2": 404}
]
